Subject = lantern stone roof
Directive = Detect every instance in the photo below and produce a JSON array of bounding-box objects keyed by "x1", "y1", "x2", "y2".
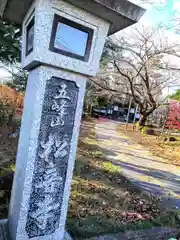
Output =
[{"x1": 0, "y1": 0, "x2": 145, "y2": 35}]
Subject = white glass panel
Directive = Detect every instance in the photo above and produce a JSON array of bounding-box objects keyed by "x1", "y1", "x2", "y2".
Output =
[
  {"x1": 27, "y1": 24, "x2": 34, "y2": 52},
  {"x1": 54, "y1": 23, "x2": 88, "y2": 56}
]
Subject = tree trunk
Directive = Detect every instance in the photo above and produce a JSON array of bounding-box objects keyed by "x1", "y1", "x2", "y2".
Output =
[{"x1": 139, "y1": 114, "x2": 147, "y2": 126}]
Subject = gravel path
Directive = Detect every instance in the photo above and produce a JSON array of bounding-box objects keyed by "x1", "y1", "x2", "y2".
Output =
[{"x1": 95, "y1": 119, "x2": 180, "y2": 209}]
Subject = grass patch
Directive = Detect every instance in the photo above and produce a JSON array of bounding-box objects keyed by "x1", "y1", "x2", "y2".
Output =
[
  {"x1": 0, "y1": 120, "x2": 179, "y2": 237},
  {"x1": 121, "y1": 210, "x2": 180, "y2": 231},
  {"x1": 0, "y1": 164, "x2": 15, "y2": 175},
  {"x1": 103, "y1": 161, "x2": 121, "y2": 173},
  {"x1": 67, "y1": 121, "x2": 180, "y2": 239},
  {"x1": 0, "y1": 164, "x2": 15, "y2": 219}
]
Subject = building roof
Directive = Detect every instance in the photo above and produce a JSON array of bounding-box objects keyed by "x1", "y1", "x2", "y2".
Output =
[{"x1": 0, "y1": 0, "x2": 145, "y2": 35}]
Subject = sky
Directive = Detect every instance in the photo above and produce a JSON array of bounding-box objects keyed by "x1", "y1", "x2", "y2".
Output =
[
  {"x1": 147, "y1": 0, "x2": 176, "y2": 26},
  {"x1": 117, "y1": 0, "x2": 180, "y2": 94},
  {"x1": 145, "y1": 0, "x2": 180, "y2": 93},
  {"x1": 135, "y1": 0, "x2": 180, "y2": 30},
  {"x1": 0, "y1": 64, "x2": 12, "y2": 83}
]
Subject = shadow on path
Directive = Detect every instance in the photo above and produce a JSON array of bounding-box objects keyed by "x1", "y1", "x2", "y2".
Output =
[{"x1": 95, "y1": 119, "x2": 180, "y2": 209}]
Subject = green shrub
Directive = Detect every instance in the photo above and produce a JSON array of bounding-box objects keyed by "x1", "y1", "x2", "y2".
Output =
[
  {"x1": 82, "y1": 112, "x2": 91, "y2": 120},
  {"x1": 0, "y1": 100, "x2": 13, "y2": 127},
  {"x1": 136, "y1": 122, "x2": 143, "y2": 131},
  {"x1": 141, "y1": 126, "x2": 155, "y2": 135}
]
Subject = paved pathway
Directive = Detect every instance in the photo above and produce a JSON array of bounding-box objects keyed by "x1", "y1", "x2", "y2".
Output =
[{"x1": 95, "y1": 119, "x2": 180, "y2": 209}]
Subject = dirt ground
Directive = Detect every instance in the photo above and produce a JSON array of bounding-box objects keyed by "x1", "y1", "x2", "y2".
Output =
[
  {"x1": 0, "y1": 122, "x2": 178, "y2": 238},
  {"x1": 118, "y1": 124, "x2": 180, "y2": 166},
  {"x1": 67, "y1": 121, "x2": 179, "y2": 239}
]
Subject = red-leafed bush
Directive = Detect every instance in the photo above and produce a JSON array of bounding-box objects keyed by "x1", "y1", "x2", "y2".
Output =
[{"x1": 166, "y1": 100, "x2": 180, "y2": 130}]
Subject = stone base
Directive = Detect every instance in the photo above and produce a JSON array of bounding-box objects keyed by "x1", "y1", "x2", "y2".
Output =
[
  {"x1": 88, "y1": 227, "x2": 179, "y2": 240},
  {"x1": 64, "y1": 231, "x2": 73, "y2": 240},
  {"x1": 0, "y1": 219, "x2": 72, "y2": 240},
  {"x1": 1, "y1": 219, "x2": 178, "y2": 240}
]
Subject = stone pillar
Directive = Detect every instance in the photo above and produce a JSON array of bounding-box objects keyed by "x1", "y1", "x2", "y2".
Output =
[
  {"x1": 8, "y1": 66, "x2": 86, "y2": 240},
  {"x1": 0, "y1": 0, "x2": 145, "y2": 239}
]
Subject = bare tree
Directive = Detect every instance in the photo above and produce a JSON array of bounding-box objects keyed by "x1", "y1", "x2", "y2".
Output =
[
  {"x1": 90, "y1": 65, "x2": 131, "y2": 107},
  {"x1": 91, "y1": 26, "x2": 180, "y2": 126}
]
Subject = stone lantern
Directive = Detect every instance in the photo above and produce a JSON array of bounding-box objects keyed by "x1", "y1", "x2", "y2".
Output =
[{"x1": 0, "y1": 0, "x2": 145, "y2": 239}]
